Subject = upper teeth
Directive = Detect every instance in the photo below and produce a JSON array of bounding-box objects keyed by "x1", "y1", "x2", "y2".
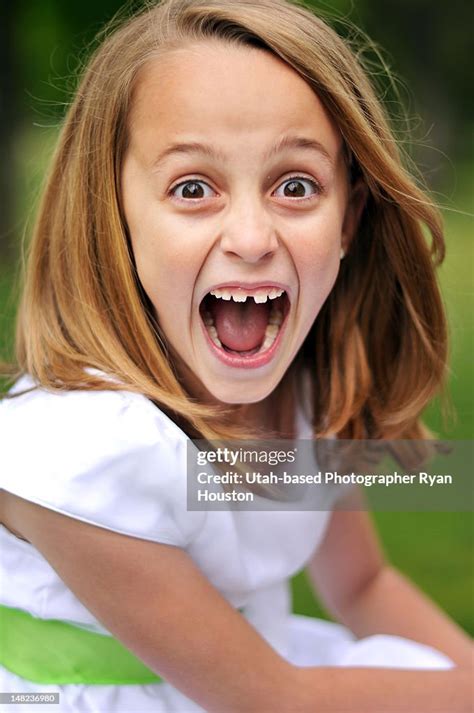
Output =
[{"x1": 209, "y1": 287, "x2": 285, "y2": 303}]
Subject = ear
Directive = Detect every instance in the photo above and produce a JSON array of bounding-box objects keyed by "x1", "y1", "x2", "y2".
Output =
[{"x1": 341, "y1": 179, "x2": 368, "y2": 255}]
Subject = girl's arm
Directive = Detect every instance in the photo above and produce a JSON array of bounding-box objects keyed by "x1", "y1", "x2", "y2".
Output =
[
  {"x1": 2, "y1": 491, "x2": 471, "y2": 713},
  {"x1": 306, "y1": 501, "x2": 473, "y2": 669}
]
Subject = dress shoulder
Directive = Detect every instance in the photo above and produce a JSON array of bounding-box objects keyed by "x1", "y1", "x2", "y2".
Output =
[{"x1": 0, "y1": 374, "x2": 204, "y2": 547}]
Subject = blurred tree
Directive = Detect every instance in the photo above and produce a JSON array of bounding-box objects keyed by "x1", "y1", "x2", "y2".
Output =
[
  {"x1": 0, "y1": 0, "x2": 18, "y2": 263},
  {"x1": 347, "y1": 0, "x2": 473, "y2": 180}
]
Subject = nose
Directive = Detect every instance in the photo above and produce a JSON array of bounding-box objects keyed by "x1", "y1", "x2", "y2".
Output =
[{"x1": 219, "y1": 197, "x2": 279, "y2": 263}]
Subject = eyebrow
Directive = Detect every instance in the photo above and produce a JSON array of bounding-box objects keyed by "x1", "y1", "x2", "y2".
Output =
[{"x1": 151, "y1": 134, "x2": 335, "y2": 171}]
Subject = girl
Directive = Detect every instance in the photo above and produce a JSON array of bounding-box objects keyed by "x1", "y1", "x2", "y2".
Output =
[{"x1": 0, "y1": 0, "x2": 472, "y2": 711}]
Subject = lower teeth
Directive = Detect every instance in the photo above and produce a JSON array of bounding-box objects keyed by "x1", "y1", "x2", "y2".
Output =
[{"x1": 203, "y1": 308, "x2": 283, "y2": 354}]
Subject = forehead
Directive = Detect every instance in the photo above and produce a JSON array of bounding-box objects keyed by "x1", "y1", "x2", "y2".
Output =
[{"x1": 128, "y1": 40, "x2": 342, "y2": 161}]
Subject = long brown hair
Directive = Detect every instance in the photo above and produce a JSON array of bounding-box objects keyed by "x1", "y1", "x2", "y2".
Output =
[{"x1": 3, "y1": 0, "x2": 447, "y2": 441}]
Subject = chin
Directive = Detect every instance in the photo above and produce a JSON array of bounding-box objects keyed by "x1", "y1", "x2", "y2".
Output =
[{"x1": 204, "y1": 374, "x2": 281, "y2": 406}]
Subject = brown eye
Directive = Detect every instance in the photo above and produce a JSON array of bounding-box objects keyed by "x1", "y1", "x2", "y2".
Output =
[
  {"x1": 172, "y1": 180, "x2": 214, "y2": 200},
  {"x1": 274, "y1": 177, "x2": 320, "y2": 199},
  {"x1": 285, "y1": 180, "x2": 305, "y2": 197},
  {"x1": 182, "y1": 182, "x2": 204, "y2": 198}
]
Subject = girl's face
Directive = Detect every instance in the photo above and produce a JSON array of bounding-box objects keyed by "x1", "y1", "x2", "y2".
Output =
[{"x1": 122, "y1": 41, "x2": 362, "y2": 404}]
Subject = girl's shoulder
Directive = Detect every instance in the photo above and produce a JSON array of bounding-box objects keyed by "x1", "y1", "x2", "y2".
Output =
[
  {"x1": 0, "y1": 370, "x2": 203, "y2": 547},
  {"x1": 2, "y1": 369, "x2": 185, "y2": 450}
]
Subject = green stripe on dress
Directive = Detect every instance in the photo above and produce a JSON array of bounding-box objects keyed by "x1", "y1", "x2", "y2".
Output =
[{"x1": 0, "y1": 604, "x2": 162, "y2": 685}]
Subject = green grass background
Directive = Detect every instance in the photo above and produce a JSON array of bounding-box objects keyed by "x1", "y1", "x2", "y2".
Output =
[{"x1": 1, "y1": 129, "x2": 473, "y2": 636}]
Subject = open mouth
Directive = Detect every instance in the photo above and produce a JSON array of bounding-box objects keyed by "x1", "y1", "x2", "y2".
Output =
[{"x1": 199, "y1": 285, "x2": 290, "y2": 364}]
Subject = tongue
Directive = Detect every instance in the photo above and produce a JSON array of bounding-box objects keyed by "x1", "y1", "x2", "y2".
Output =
[{"x1": 212, "y1": 300, "x2": 269, "y2": 351}]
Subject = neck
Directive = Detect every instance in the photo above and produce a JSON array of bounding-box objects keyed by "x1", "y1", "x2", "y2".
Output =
[
  {"x1": 171, "y1": 350, "x2": 297, "y2": 439},
  {"x1": 233, "y1": 379, "x2": 296, "y2": 439}
]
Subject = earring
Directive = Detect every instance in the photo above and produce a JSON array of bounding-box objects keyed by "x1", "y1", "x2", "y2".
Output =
[{"x1": 340, "y1": 247, "x2": 345, "y2": 260}]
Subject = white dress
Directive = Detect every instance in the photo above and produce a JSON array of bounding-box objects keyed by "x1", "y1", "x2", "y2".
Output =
[{"x1": 0, "y1": 375, "x2": 454, "y2": 713}]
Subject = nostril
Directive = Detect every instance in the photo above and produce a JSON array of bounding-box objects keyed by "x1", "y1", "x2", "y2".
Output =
[
  {"x1": 222, "y1": 246, "x2": 277, "y2": 263},
  {"x1": 220, "y1": 225, "x2": 278, "y2": 263}
]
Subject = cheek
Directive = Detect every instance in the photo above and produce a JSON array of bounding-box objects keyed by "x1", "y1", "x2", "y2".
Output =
[
  {"x1": 294, "y1": 211, "x2": 344, "y2": 304},
  {"x1": 128, "y1": 210, "x2": 207, "y2": 322},
  {"x1": 134, "y1": 241, "x2": 187, "y2": 319},
  {"x1": 121, "y1": 161, "x2": 197, "y2": 313}
]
